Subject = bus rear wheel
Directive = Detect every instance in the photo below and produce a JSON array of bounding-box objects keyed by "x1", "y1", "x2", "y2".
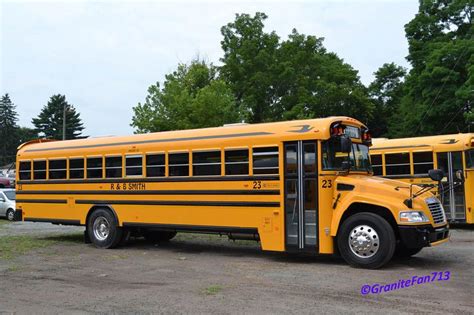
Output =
[
  {"x1": 87, "y1": 208, "x2": 123, "y2": 249},
  {"x1": 144, "y1": 231, "x2": 177, "y2": 244},
  {"x1": 337, "y1": 212, "x2": 396, "y2": 269}
]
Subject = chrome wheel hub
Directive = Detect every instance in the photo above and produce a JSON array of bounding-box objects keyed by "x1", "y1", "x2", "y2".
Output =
[
  {"x1": 93, "y1": 216, "x2": 110, "y2": 241},
  {"x1": 349, "y1": 225, "x2": 379, "y2": 258},
  {"x1": 7, "y1": 210, "x2": 14, "y2": 221}
]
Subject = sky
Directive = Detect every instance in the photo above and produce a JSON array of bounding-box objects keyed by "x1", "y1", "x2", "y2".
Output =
[{"x1": 1, "y1": 0, "x2": 419, "y2": 137}]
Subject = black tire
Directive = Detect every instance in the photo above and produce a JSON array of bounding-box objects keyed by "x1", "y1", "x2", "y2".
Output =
[
  {"x1": 394, "y1": 243, "x2": 423, "y2": 258},
  {"x1": 144, "y1": 231, "x2": 177, "y2": 244},
  {"x1": 87, "y1": 208, "x2": 123, "y2": 249},
  {"x1": 6, "y1": 209, "x2": 15, "y2": 221},
  {"x1": 337, "y1": 212, "x2": 396, "y2": 269}
]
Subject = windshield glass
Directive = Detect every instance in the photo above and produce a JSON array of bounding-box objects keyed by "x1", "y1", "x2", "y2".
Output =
[
  {"x1": 4, "y1": 191, "x2": 15, "y2": 200},
  {"x1": 466, "y1": 149, "x2": 474, "y2": 169},
  {"x1": 322, "y1": 139, "x2": 372, "y2": 172}
]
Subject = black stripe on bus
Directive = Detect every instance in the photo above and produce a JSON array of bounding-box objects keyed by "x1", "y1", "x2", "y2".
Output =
[
  {"x1": 16, "y1": 199, "x2": 67, "y2": 204},
  {"x1": 24, "y1": 131, "x2": 274, "y2": 152},
  {"x1": 17, "y1": 189, "x2": 280, "y2": 196},
  {"x1": 75, "y1": 200, "x2": 280, "y2": 208},
  {"x1": 24, "y1": 218, "x2": 81, "y2": 225},
  {"x1": 370, "y1": 144, "x2": 430, "y2": 151},
  {"x1": 17, "y1": 175, "x2": 280, "y2": 185},
  {"x1": 123, "y1": 222, "x2": 258, "y2": 234}
]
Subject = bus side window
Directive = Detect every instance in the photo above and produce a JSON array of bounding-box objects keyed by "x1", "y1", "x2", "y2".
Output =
[
  {"x1": 19, "y1": 161, "x2": 32, "y2": 180},
  {"x1": 413, "y1": 151, "x2": 434, "y2": 175},
  {"x1": 126, "y1": 155, "x2": 143, "y2": 177},
  {"x1": 371, "y1": 154, "x2": 382, "y2": 176},
  {"x1": 49, "y1": 159, "x2": 67, "y2": 179},
  {"x1": 87, "y1": 157, "x2": 103, "y2": 179},
  {"x1": 253, "y1": 147, "x2": 279, "y2": 175},
  {"x1": 33, "y1": 160, "x2": 47, "y2": 180},
  {"x1": 169, "y1": 152, "x2": 189, "y2": 177},
  {"x1": 146, "y1": 154, "x2": 165, "y2": 177},
  {"x1": 69, "y1": 158, "x2": 85, "y2": 179},
  {"x1": 225, "y1": 149, "x2": 249, "y2": 175},
  {"x1": 466, "y1": 150, "x2": 474, "y2": 169},
  {"x1": 385, "y1": 153, "x2": 410, "y2": 176},
  {"x1": 106, "y1": 156, "x2": 123, "y2": 178},
  {"x1": 193, "y1": 151, "x2": 221, "y2": 176}
]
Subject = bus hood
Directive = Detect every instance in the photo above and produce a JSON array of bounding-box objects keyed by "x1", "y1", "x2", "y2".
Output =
[{"x1": 335, "y1": 175, "x2": 434, "y2": 210}]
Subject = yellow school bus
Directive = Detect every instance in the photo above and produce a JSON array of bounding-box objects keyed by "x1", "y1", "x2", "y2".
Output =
[
  {"x1": 15, "y1": 117, "x2": 449, "y2": 268},
  {"x1": 371, "y1": 133, "x2": 474, "y2": 224}
]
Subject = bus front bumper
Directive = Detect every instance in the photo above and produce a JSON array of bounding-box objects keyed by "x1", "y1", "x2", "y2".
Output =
[{"x1": 398, "y1": 224, "x2": 449, "y2": 248}]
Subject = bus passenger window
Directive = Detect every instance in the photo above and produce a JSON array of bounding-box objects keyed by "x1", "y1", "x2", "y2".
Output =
[
  {"x1": 466, "y1": 149, "x2": 474, "y2": 169},
  {"x1": 33, "y1": 160, "x2": 46, "y2": 180},
  {"x1": 126, "y1": 155, "x2": 143, "y2": 176},
  {"x1": 69, "y1": 158, "x2": 84, "y2": 179},
  {"x1": 169, "y1": 153, "x2": 189, "y2": 176},
  {"x1": 106, "y1": 156, "x2": 123, "y2": 178},
  {"x1": 371, "y1": 154, "x2": 382, "y2": 176},
  {"x1": 193, "y1": 151, "x2": 221, "y2": 176},
  {"x1": 225, "y1": 149, "x2": 249, "y2": 175},
  {"x1": 253, "y1": 147, "x2": 279, "y2": 175},
  {"x1": 385, "y1": 153, "x2": 410, "y2": 176},
  {"x1": 49, "y1": 159, "x2": 67, "y2": 179},
  {"x1": 19, "y1": 161, "x2": 31, "y2": 180},
  {"x1": 87, "y1": 157, "x2": 103, "y2": 179},
  {"x1": 146, "y1": 154, "x2": 165, "y2": 177},
  {"x1": 413, "y1": 151, "x2": 434, "y2": 175}
]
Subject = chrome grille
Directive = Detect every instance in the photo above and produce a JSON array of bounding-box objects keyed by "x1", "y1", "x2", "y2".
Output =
[{"x1": 426, "y1": 197, "x2": 446, "y2": 224}]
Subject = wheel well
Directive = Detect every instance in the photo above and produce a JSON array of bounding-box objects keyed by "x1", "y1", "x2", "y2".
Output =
[
  {"x1": 85, "y1": 205, "x2": 119, "y2": 227},
  {"x1": 338, "y1": 203, "x2": 400, "y2": 240}
]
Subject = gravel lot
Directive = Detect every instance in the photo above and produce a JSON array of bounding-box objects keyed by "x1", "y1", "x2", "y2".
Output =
[{"x1": 0, "y1": 221, "x2": 472, "y2": 314}]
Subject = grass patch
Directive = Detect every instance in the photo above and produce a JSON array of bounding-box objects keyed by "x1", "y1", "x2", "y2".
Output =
[
  {"x1": 204, "y1": 285, "x2": 222, "y2": 295},
  {"x1": 0, "y1": 233, "x2": 82, "y2": 260},
  {"x1": 0, "y1": 219, "x2": 12, "y2": 227}
]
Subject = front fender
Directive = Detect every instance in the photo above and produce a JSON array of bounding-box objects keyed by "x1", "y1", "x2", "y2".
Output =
[{"x1": 330, "y1": 192, "x2": 400, "y2": 237}]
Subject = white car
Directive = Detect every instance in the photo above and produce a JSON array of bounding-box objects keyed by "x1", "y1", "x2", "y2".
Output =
[{"x1": 0, "y1": 189, "x2": 16, "y2": 221}]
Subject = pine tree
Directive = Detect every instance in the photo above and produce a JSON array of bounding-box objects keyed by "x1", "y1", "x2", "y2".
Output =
[
  {"x1": 32, "y1": 94, "x2": 85, "y2": 140},
  {"x1": 0, "y1": 94, "x2": 19, "y2": 165}
]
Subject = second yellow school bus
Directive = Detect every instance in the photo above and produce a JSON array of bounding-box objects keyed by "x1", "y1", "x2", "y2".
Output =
[
  {"x1": 370, "y1": 133, "x2": 474, "y2": 224},
  {"x1": 15, "y1": 117, "x2": 449, "y2": 268}
]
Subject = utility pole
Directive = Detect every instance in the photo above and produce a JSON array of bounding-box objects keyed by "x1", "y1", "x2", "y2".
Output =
[{"x1": 62, "y1": 103, "x2": 68, "y2": 140}]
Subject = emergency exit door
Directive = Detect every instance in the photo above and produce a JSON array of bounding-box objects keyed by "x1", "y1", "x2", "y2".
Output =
[{"x1": 284, "y1": 141, "x2": 318, "y2": 250}]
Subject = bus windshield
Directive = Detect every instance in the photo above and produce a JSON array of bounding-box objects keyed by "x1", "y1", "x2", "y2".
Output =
[{"x1": 322, "y1": 139, "x2": 372, "y2": 172}]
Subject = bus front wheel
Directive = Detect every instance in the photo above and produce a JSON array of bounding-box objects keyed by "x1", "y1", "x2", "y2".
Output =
[
  {"x1": 87, "y1": 208, "x2": 123, "y2": 249},
  {"x1": 337, "y1": 212, "x2": 396, "y2": 269}
]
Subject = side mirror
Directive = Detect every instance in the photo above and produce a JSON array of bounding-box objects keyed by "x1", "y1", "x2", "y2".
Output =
[
  {"x1": 455, "y1": 170, "x2": 465, "y2": 182},
  {"x1": 0, "y1": 198, "x2": 5, "y2": 203},
  {"x1": 340, "y1": 136, "x2": 352, "y2": 153},
  {"x1": 428, "y1": 169, "x2": 445, "y2": 182}
]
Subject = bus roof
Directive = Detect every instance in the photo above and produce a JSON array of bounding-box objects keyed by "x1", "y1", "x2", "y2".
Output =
[
  {"x1": 17, "y1": 116, "x2": 365, "y2": 158},
  {"x1": 371, "y1": 133, "x2": 474, "y2": 153}
]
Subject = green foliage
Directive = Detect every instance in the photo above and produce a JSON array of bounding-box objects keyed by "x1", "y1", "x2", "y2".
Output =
[
  {"x1": 0, "y1": 94, "x2": 19, "y2": 165},
  {"x1": 131, "y1": 60, "x2": 239, "y2": 133},
  {"x1": 368, "y1": 63, "x2": 406, "y2": 137},
  {"x1": 393, "y1": 0, "x2": 473, "y2": 136},
  {"x1": 32, "y1": 94, "x2": 84, "y2": 139},
  {"x1": 220, "y1": 13, "x2": 373, "y2": 124}
]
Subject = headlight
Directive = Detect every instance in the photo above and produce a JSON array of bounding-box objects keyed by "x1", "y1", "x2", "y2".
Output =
[{"x1": 399, "y1": 211, "x2": 430, "y2": 223}]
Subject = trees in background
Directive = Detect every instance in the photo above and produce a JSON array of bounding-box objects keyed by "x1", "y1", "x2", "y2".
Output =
[
  {"x1": 32, "y1": 94, "x2": 84, "y2": 140},
  {"x1": 392, "y1": 0, "x2": 473, "y2": 136},
  {"x1": 132, "y1": 2, "x2": 472, "y2": 136},
  {"x1": 0, "y1": 94, "x2": 38, "y2": 165},
  {"x1": 368, "y1": 63, "x2": 407, "y2": 137},
  {"x1": 131, "y1": 60, "x2": 238, "y2": 133}
]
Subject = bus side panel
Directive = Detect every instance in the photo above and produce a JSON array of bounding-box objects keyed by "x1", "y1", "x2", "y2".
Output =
[{"x1": 465, "y1": 169, "x2": 474, "y2": 224}]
